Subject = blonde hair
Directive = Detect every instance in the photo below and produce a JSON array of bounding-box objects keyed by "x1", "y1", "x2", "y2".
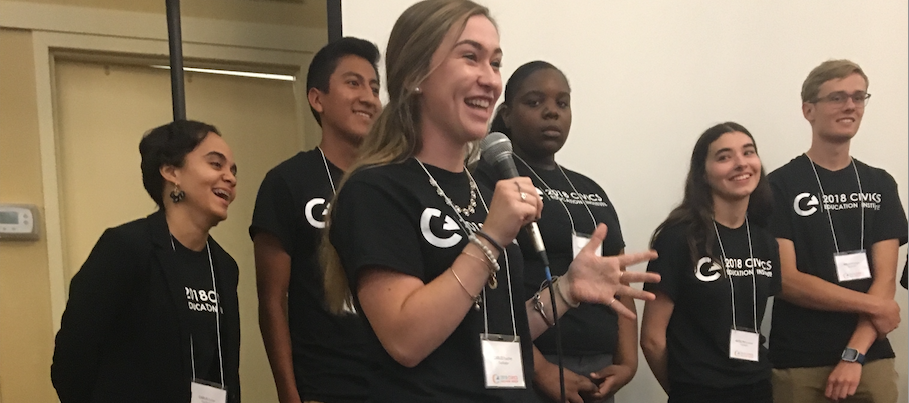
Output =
[
  {"x1": 322, "y1": 0, "x2": 494, "y2": 314},
  {"x1": 801, "y1": 59, "x2": 868, "y2": 103}
]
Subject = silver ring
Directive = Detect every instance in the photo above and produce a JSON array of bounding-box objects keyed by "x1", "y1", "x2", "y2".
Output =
[{"x1": 520, "y1": 192, "x2": 527, "y2": 201}]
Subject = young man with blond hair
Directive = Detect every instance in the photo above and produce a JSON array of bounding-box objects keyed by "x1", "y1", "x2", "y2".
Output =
[{"x1": 768, "y1": 59, "x2": 907, "y2": 403}]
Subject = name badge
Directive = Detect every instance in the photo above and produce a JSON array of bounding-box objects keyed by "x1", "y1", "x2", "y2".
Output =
[
  {"x1": 729, "y1": 329, "x2": 759, "y2": 362},
  {"x1": 572, "y1": 232, "x2": 602, "y2": 259},
  {"x1": 191, "y1": 380, "x2": 226, "y2": 403},
  {"x1": 834, "y1": 250, "x2": 871, "y2": 282},
  {"x1": 480, "y1": 334, "x2": 525, "y2": 389}
]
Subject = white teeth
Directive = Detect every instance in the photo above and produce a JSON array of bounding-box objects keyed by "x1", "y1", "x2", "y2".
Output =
[
  {"x1": 213, "y1": 189, "x2": 229, "y2": 200},
  {"x1": 732, "y1": 174, "x2": 751, "y2": 181},
  {"x1": 355, "y1": 111, "x2": 371, "y2": 118},
  {"x1": 465, "y1": 98, "x2": 489, "y2": 108}
]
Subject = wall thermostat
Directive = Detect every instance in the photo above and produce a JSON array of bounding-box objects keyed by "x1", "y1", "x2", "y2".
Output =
[{"x1": 0, "y1": 204, "x2": 39, "y2": 241}]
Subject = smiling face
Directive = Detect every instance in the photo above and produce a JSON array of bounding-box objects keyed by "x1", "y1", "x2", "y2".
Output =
[
  {"x1": 803, "y1": 72, "x2": 867, "y2": 143},
  {"x1": 163, "y1": 132, "x2": 237, "y2": 224},
  {"x1": 418, "y1": 15, "x2": 502, "y2": 147},
  {"x1": 310, "y1": 54, "x2": 382, "y2": 146},
  {"x1": 503, "y1": 68, "x2": 571, "y2": 161},
  {"x1": 705, "y1": 131, "x2": 762, "y2": 202}
]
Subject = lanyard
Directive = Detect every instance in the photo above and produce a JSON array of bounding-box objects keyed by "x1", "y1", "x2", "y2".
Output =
[
  {"x1": 415, "y1": 158, "x2": 518, "y2": 338},
  {"x1": 513, "y1": 155, "x2": 597, "y2": 235},
  {"x1": 712, "y1": 218, "x2": 759, "y2": 332},
  {"x1": 317, "y1": 147, "x2": 338, "y2": 195},
  {"x1": 805, "y1": 155, "x2": 865, "y2": 253},
  {"x1": 171, "y1": 236, "x2": 225, "y2": 387}
]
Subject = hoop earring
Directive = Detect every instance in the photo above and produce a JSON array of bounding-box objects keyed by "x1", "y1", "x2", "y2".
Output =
[{"x1": 169, "y1": 184, "x2": 186, "y2": 203}]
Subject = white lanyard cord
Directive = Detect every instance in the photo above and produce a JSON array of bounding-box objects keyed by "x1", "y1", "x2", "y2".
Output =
[
  {"x1": 806, "y1": 155, "x2": 865, "y2": 253},
  {"x1": 171, "y1": 237, "x2": 225, "y2": 387},
  {"x1": 416, "y1": 159, "x2": 518, "y2": 337},
  {"x1": 318, "y1": 147, "x2": 338, "y2": 194},
  {"x1": 190, "y1": 334, "x2": 195, "y2": 380},
  {"x1": 713, "y1": 218, "x2": 759, "y2": 332},
  {"x1": 470, "y1": 169, "x2": 518, "y2": 338},
  {"x1": 514, "y1": 155, "x2": 597, "y2": 234}
]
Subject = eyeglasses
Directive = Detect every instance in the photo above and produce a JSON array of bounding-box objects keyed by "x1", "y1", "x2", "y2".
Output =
[{"x1": 811, "y1": 91, "x2": 871, "y2": 108}]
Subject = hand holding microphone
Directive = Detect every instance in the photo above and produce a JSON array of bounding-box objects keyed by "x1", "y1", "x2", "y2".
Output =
[
  {"x1": 479, "y1": 132, "x2": 660, "y2": 319},
  {"x1": 479, "y1": 132, "x2": 547, "y2": 260},
  {"x1": 476, "y1": 133, "x2": 543, "y2": 250}
]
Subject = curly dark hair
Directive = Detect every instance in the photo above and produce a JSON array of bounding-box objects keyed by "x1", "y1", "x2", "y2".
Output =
[{"x1": 139, "y1": 120, "x2": 220, "y2": 209}]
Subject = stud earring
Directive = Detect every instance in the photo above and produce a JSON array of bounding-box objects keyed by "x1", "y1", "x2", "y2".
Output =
[
  {"x1": 169, "y1": 184, "x2": 186, "y2": 203},
  {"x1": 414, "y1": 87, "x2": 422, "y2": 94}
]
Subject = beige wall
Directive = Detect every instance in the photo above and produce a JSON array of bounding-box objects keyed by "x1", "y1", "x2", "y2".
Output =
[{"x1": 0, "y1": 27, "x2": 58, "y2": 403}]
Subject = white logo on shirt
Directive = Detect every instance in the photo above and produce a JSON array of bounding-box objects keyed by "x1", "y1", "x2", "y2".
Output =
[
  {"x1": 695, "y1": 256, "x2": 774, "y2": 282},
  {"x1": 540, "y1": 188, "x2": 608, "y2": 207},
  {"x1": 793, "y1": 192, "x2": 882, "y2": 217},
  {"x1": 420, "y1": 208, "x2": 463, "y2": 248},
  {"x1": 793, "y1": 193, "x2": 819, "y2": 216},
  {"x1": 695, "y1": 257, "x2": 722, "y2": 282},
  {"x1": 305, "y1": 197, "x2": 329, "y2": 228},
  {"x1": 186, "y1": 287, "x2": 221, "y2": 313}
]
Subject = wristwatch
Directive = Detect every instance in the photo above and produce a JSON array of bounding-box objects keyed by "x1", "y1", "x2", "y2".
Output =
[{"x1": 841, "y1": 347, "x2": 866, "y2": 365}]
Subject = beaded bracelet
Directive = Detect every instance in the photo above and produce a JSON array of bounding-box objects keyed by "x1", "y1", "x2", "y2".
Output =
[{"x1": 467, "y1": 233, "x2": 500, "y2": 289}]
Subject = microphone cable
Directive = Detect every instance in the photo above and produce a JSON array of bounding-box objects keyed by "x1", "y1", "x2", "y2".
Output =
[
  {"x1": 540, "y1": 253, "x2": 568, "y2": 403},
  {"x1": 479, "y1": 132, "x2": 569, "y2": 402}
]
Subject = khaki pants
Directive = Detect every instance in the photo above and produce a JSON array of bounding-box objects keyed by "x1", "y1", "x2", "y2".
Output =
[{"x1": 772, "y1": 358, "x2": 898, "y2": 403}]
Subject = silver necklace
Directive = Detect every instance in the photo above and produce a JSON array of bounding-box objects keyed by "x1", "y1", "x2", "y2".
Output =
[{"x1": 417, "y1": 160, "x2": 478, "y2": 216}]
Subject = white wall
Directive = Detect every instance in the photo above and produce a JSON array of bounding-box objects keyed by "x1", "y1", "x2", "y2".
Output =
[{"x1": 342, "y1": 1, "x2": 908, "y2": 401}]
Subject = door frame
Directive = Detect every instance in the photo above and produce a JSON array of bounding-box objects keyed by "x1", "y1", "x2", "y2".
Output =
[{"x1": 0, "y1": 0, "x2": 326, "y2": 332}]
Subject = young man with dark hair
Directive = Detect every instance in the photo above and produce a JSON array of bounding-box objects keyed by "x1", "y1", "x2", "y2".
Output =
[
  {"x1": 250, "y1": 37, "x2": 382, "y2": 403},
  {"x1": 768, "y1": 59, "x2": 907, "y2": 403}
]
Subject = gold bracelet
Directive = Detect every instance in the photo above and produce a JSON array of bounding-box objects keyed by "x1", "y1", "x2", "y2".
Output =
[
  {"x1": 460, "y1": 250, "x2": 492, "y2": 270},
  {"x1": 461, "y1": 247, "x2": 498, "y2": 289},
  {"x1": 451, "y1": 267, "x2": 481, "y2": 310}
]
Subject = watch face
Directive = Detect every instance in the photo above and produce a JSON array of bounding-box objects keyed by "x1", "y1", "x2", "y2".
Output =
[{"x1": 842, "y1": 348, "x2": 859, "y2": 361}]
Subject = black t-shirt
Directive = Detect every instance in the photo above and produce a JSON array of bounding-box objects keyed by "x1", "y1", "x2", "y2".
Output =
[
  {"x1": 173, "y1": 239, "x2": 222, "y2": 385},
  {"x1": 474, "y1": 158, "x2": 624, "y2": 356},
  {"x1": 249, "y1": 149, "x2": 368, "y2": 401},
  {"x1": 644, "y1": 221, "x2": 781, "y2": 388},
  {"x1": 330, "y1": 158, "x2": 534, "y2": 403},
  {"x1": 767, "y1": 154, "x2": 908, "y2": 368}
]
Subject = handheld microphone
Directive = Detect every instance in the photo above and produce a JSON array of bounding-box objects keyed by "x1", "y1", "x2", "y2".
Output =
[
  {"x1": 482, "y1": 132, "x2": 569, "y2": 403},
  {"x1": 479, "y1": 132, "x2": 549, "y2": 266}
]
